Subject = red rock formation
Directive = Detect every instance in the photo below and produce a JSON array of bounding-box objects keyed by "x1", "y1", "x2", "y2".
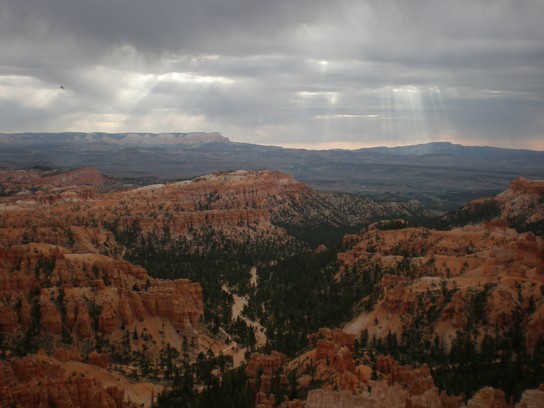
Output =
[
  {"x1": 18, "y1": 296, "x2": 31, "y2": 326},
  {"x1": 119, "y1": 294, "x2": 133, "y2": 326},
  {"x1": 40, "y1": 301, "x2": 62, "y2": 334},
  {"x1": 0, "y1": 305, "x2": 18, "y2": 333},
  {"x1": 278, "y1": 400, "x2": 305, "y2": 408},
  {"x1": 308, "y1": 328, "x2": 355, "y2": 351},
  {"x1": 128, "y1": 292, "x2": 145, "y2": 321},
  {"x1": 256, "y1": 391, "x2": 276, "y2": 408},
  {"x1": 306, "y1": 385, "x2": 410, "y2": 408},
  {"x1": 65, "y1": 298, "x2": 78, "y2": 329},
  {"x1": 98, "y1": 302, "x2": 118, "y2": 334},
  {"x1": 439, "y1": 290, "x2": 469, "y2": 329},
  {"x1": 0, "y1": 354, "x2": 132, "y2": 408},
  {"x1": 140, "y1": 280, "x2": 203, "y2": 334},
  {"x1": 466, "y1": 386, "x2": 507, "y2": 407},
  {"x1": 75, "y1": 302, "x2": 93, "y2": 338},
  {"x1": 53, "y1": 346, "x2": 83, "y2": 362},
  {"x1": 88, "y1": 352, "x2": 109, "y2": 369},
  {"x1": 376, "y1": 355, "x2": 435, "y2": 396},
  {"x1": 245, "y1": 351, "x2": 287, "y2": 378},
  {"x1": 518, "y1": 387, "x2": 544, "y2": 408},
  {"x1": 341, "y1": 218, "x2": 544, "y2": 352},
  {"x1": 8, "y1": 355, "x2": 64, "y2": 383}
]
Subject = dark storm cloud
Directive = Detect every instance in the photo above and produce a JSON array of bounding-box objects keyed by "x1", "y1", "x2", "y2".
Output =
[{"x1": 0, "y1": 0, "x2": 543, "y2": 148}]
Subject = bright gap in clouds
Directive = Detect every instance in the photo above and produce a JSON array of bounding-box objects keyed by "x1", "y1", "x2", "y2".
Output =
[{"x1": 306, "y1": 83, "x2": 456, "y2": 149}]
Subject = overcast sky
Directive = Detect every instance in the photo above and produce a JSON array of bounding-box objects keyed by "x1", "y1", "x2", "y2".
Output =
[{"x1": 1, "y1": 0, "x2": 543, "y2": 150}]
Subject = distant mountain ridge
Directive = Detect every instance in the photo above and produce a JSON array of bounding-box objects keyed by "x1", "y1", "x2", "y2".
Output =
[
  {"x1": 359, "y1": 141, "x2": 542, "y2": 157},
  {"x1": 1, "y1": 132, "x2": 543, "y2": 210},
  {"x1": 0, "y1": 131, "x2": 230, "y2": 146}
]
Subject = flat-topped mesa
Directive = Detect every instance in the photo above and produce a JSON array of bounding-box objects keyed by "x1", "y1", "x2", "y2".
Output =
[{"x1": 101, "y1": 131, "x2": 230, "y2": 146}]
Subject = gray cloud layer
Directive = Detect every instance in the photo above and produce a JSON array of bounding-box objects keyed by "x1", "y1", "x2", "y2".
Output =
[{"x1": 1, "y1": 0, "x2": 543, "y2": 149}]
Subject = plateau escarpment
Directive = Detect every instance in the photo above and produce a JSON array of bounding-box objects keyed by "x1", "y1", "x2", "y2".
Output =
[
  {"x1": 0, "y1": 168, "x2": 427, "y2": 255},
  {"x1": 2, "y1": 166, "x2": 544, "y2": 407}
]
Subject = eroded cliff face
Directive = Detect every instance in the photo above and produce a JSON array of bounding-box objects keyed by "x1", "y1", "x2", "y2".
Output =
[
  {"x1": 0, "y1": 180, "x2": 206, "y2": 407},
  {"x1": 2, "y1": 168, "x2": 543, "y2": 406},
  {"x1": 247, "y1": 329, "x2": 467, "y2": 408},
  {"x1": 249, "y1": 332, "x2": 544, "y2": 408},
  {"x1": 0, "y1": 351, "x2": 164, "y2": 408},
  {"x1": 0, "y1": 169, "x2": 427, "y2": 257},
  {"x1": 496, "y1": 177, "x2": 544, "y2": 226},
  {"x1": 0, "y1": 245, "x2": 204, "y2": 339},
  {"x1": 339, "y1": 219, "x2": 544, "y2": 351}
]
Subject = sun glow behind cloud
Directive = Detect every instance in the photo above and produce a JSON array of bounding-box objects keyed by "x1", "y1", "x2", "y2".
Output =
[
  {"x1": 374, "y1": 85, "x2": 456, "y2": 145},
  {"x1": 1, "y1": 0, "x2": 542, "y2": 149}
]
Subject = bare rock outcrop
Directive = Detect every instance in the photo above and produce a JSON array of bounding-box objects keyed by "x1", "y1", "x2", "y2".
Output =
[
  {"x1": 0, "y1": 356, "x2": 126, "y2": 408},
  {"x1": 139, "y1": 279, "x2": 204, "y2": 334},
  {"x1": 75, "y1": 301, "x2": 93, "y2": 338},
  {"x1": 518, "y1": 387, "x2": 544, "y2": 408},
  {"x1": 0, "y1": 305, "x2": 19, "y2": 333},
  {"x1": 245, "y1": 351, "x2": 287, "y2": 379},
  {"x1": 53, "y1": 346, "x2": 83, "y2": 363},
  {"x1": 306, "y1": 383, "x2": 410, "y2": 408},
  {"x1": 40, "y1": 301, "x2": 62, "y2": 334},
  {"x1": 376, "y1": 355, "x2": 436, "y2": 396},
  {"x1": 88, "y1": 352, "x2": 109, "y2": 369},
  {"x1": 98, "y1": 301, "x2": 118, "y2": 334},
  {"x1": 466, "y1": 386, "x2": 508, "y2": 408}
]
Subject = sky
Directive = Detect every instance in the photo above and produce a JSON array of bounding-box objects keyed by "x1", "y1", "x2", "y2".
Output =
[{"x1": 1, "y1": 0, "x2": 543, "y2": 150}]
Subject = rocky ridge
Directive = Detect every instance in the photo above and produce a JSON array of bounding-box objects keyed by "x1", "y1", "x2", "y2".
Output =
[
  {"x1": 340, "y1": 220, "x2": 544, "y2": 349},
  {"x1": 237, "y1": 178, "x2": 544, "y2": 407},
  {"x1": 244, "y1": 329, "x2": 544, "y2": 407},
  {"x1": 339, "y1": 178, "x2": 544, "y2": 351},
  {"x1": 0, "y1": 169, "x2": 209, "y2": 407},
  {"x1": 2, "y1": 168, "x2": 544, "y2": 407},
  {"x1": 0, "y1": 168, "x2": 427, "y2": 256}
]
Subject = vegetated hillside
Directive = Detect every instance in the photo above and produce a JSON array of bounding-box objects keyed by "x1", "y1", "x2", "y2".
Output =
[
  {"x1": 152, "y1": 178, "x2": 544, "y2": 408},
  {"x1": 0, "y1": 226, "x2": 206, "y2": 406},
  {"x1": 331, "y1": 179, "x2": 544, "y2": 401}
]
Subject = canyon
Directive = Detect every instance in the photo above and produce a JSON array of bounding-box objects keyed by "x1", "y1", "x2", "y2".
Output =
[{"x1": 0, "y1": 166, "x2": 543, "y2": 407}]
